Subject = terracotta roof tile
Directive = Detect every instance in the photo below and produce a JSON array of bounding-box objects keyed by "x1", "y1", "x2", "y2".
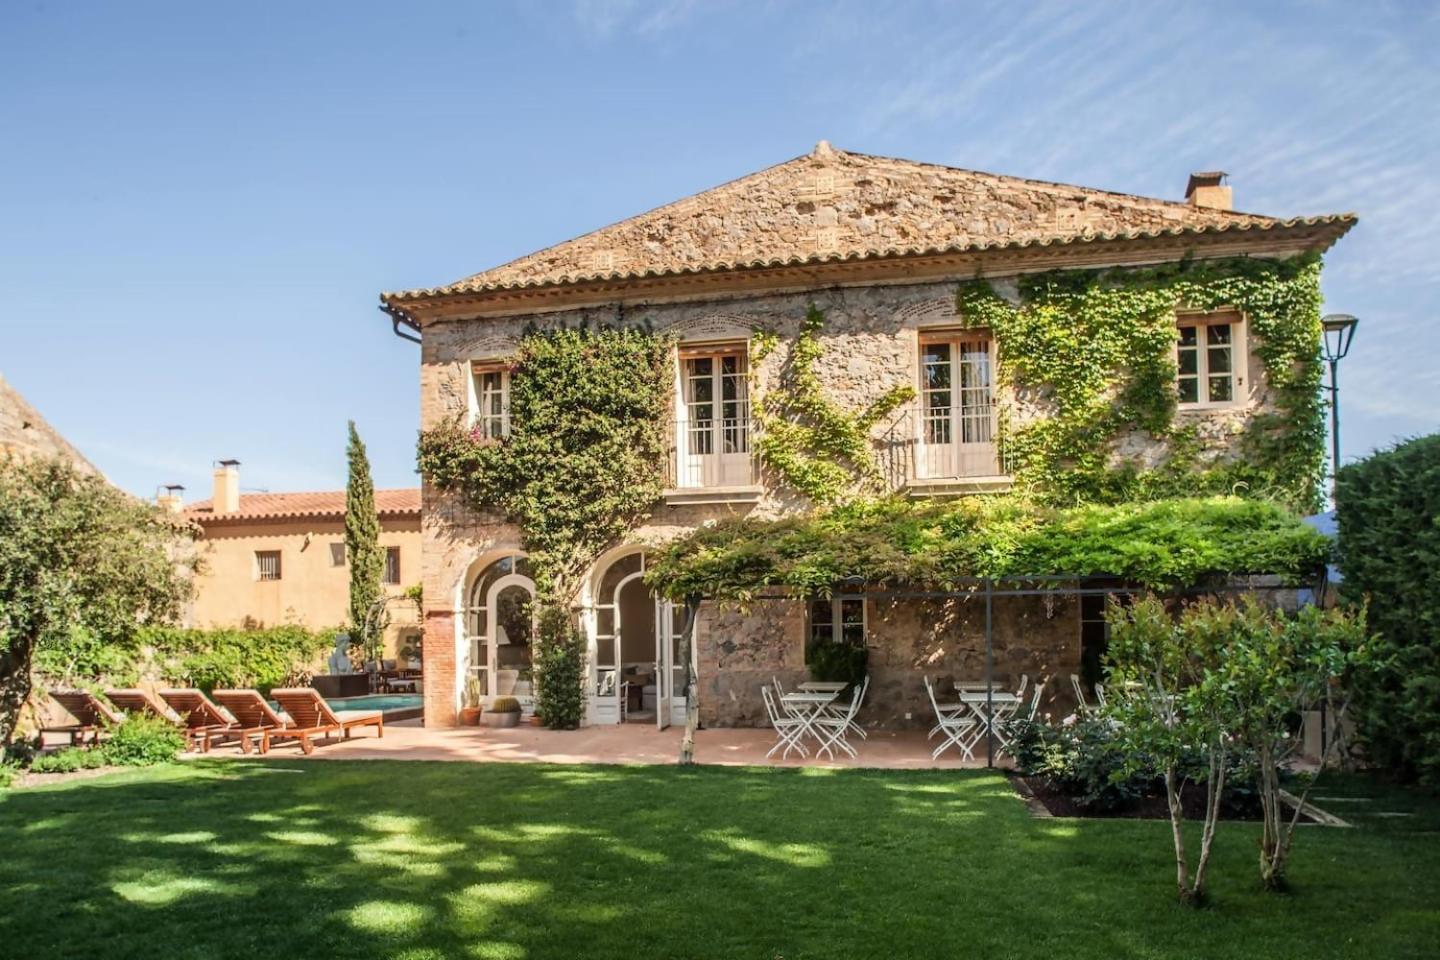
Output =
[
  {"x1": 186, "y1": 488, "x2": 420, "y2": 523},
  {"x1": 382, "y1": 144, "x2": 1355, "y2": 303}
]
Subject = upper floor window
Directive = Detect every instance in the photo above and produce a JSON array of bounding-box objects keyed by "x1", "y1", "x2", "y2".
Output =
[
  {"x1": 917, "y1": 332, "x2": 1000, "y2": 479},
  {"x1": 675, "y1": 344, "x2": 751, "y2": 488},
  {"x1": 255, "y1": 550, "x2": 282, "y2": 582},
  {"x1": 384, "y1": 546, "x2": 401, "y2": 585},
  {"x1": 470, "y1": 362, "x2": 511, "y2": 440},
  {"x1": 1176, "y1": 312, "x2": 1245, "y2": 407},
  {"x1": 329, "y1": 542, "x2": 346, "y2": 567}
]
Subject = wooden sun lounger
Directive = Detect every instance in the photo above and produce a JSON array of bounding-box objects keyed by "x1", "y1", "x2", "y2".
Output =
[
  {"x1": 212, "y1": 689, "x2": 292, "y2": 754},
  {"x1": 106, "y1": 687, "x2": 226, "y2": 753},
  {"x1": 266, "y1": 688, "x2": 383, "y2": 755},
  {"x1": 157, "y1": 688, "x2": 243, "y2": 753},
  {"x1": 43, "y1": 690, "x2": 125, "y2": 746}
]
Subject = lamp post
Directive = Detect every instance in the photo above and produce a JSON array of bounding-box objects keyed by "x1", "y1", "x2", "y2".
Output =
[{"x1": 1320, "y1": 314, "x2": 1359, "y2": 500}]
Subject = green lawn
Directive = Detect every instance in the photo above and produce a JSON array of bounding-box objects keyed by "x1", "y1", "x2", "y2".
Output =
[{"x1": 2, "y1": 761, "x2": 1437, "y2": 960}]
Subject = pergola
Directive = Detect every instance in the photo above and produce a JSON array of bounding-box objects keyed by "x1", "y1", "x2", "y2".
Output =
[{"x1": 669, "y1": 570, "x2": 1327, "y2": 767}]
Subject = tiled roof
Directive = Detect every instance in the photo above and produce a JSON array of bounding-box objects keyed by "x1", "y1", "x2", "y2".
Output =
[
  {"x1": 383, "y1": 143, "x2": 1355, "y2": 303},
  {"x1": 186, "y1": 488, "x2": 420, "y2": 523}
]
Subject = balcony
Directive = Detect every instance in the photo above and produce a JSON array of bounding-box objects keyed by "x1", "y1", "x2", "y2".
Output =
[
  {"x1": 662, "y1": 415, "x2": 762, "y2": 506},
  {"x1": 877, "y1": 403, "x2": 1012, "y2": 496}
]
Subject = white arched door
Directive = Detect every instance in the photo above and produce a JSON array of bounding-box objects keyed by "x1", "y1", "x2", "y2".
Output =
[
  {"x1": 464, "y1": 554, "x2": 536, "y2": 706},
  {"x1": 591, "y1": 552, "x2": 687, "y2": 727}
]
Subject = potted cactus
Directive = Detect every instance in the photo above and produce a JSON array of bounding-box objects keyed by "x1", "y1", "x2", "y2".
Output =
[
  {"x1": 483, "y1": 696, "x2": 522, "y2": 728},
  {"x1": 459, "y1": 676, "x2": 483, "y2": 726}
]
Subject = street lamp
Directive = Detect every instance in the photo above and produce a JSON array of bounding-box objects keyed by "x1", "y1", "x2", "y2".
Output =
[{"x1": 1320, "y1": 314, "x2": 1359, "y2": 499}]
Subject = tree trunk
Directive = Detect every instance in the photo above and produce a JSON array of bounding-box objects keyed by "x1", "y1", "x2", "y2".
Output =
[
  {"x1": 1192, "y1": 741, "x2": 1227, "y2": 899},
  {"x1": 678, "y1": 597, "x2": 700, "y2": 765},
  {"x1": 1164, "y1": 765, "x2": 1200, "y2": 905},
  {"x1": 0, "y1": 635, "x2": 36, "y2": 746}
]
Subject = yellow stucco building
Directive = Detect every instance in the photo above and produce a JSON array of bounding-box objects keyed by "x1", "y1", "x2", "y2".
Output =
[{"x1": 173, "y1": 461, "x2": 423, "y2": 662}]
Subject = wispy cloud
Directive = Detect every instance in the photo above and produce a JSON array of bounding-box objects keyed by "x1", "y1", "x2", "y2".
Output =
[{"x1": 571, "y1": 0, "x2": 699, "y2": 38}]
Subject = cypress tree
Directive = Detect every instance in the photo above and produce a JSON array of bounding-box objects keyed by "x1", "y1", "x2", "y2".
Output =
[{"x1": 345, "y1": 420, "x2": 387, "y2": 662}]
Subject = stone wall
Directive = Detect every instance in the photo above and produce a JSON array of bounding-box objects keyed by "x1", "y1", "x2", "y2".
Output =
[{"x1": 691, "y1": 595, "x2": 1083, "y2": 729}]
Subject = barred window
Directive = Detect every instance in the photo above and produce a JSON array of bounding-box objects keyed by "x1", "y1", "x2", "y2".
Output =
[{"x1": 255, "y1": 550, "x2": 282, "y2": 581}]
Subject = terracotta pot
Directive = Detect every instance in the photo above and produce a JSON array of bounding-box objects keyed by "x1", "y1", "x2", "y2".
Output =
[{"x1": 459, "y1": 706, "x2": 482, "y2": 726}]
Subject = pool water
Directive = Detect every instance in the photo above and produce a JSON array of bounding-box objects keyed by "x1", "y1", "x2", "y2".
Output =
[{"x1": 327, "y1": 694, "x2": 423, "y2": 713}]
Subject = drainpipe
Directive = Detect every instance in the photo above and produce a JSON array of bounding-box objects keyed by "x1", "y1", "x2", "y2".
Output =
[{"x1": 380, "y1": 301, "x2": 422, "y2": 344}]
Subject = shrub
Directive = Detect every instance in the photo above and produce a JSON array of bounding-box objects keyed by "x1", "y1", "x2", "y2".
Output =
[
  {"x1": 0, "y1": 762, "x2": 17, "y2": 789},
  {"x1": 29, "y1": 746, "x2": 108, "y2": 774},
  {"x1": 805, "y1": 640, "x2": 867, "y2": 687},
  {"x1": 100, "y1": 714, "x2": 185, "y2": 766},
  {"x1": 1337, "y1": 433, "x2": 1440, "y2": 784},
  {"x1": 532, "y1": 606, "x2": 584, "y2": 729},
  {"x1": 489, "y1": 697, "x2": 522, "y2": 713},
  {"x1": 1006, "y1": 715, "x2": 1150, "y2": 813},
  {"x1": 144, "y1": 623, "x2": 336, "y2": 695}
]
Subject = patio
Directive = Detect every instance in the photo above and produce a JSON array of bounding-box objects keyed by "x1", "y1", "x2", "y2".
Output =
[{"x1": 216, "y1": 718, "x2": 1003, "y2": 769}]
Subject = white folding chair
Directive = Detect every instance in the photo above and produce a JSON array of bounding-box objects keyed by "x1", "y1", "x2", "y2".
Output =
[
  {"x1": 1014, "y1": 674, "x2": 1030, "y2": 700},
  {"x1": 1070, "y1": 674, "x2": 1090, "y2": 712},
  {"x1": 1093, "y1": 682, "x2": 1107, "y2": 708},
  {"x1": 926, "y1": 676, "x2": 977, "y2": 760},
  {"x1": 1023, "y1": 683, "x2": 1046, "y2": 721},
  {"x1": 762, "y1": 685, "x2": 809, "y2": 759},
  {"x1": 813, "y1": 685, "x2": 864, "y2": 759},
  {"x1": 819, "y1": 675, "x2": 869, "y2": 740}
]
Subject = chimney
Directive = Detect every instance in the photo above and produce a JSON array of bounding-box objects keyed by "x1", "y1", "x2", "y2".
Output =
[
  {"x1": 1186, "y1": 171, "x2": 1232, "y2": 211},
  {"x1": 156, "y1": 483, "x2": 185, "y2": 514},
  {"x1": 212, "y1": 459, "x2": 240, "y2": 514}
]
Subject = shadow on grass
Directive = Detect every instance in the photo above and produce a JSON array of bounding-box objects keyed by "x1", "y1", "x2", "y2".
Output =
[{"x1": 0, "y1": 762, "x2": 1435, "y2": 960}]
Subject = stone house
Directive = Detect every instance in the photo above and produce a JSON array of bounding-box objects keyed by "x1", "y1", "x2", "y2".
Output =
[
  {"x1": 381, "y1": 143, "x2": 1353, "y2": 730},
  {"x1": 173, "y1": 461, "x2": 423, "y2": 664}
]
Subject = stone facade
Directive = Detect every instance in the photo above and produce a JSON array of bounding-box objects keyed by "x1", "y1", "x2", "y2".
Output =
[{"x1": 412, "y1": 276, "x2": 1274, "y2": 729}]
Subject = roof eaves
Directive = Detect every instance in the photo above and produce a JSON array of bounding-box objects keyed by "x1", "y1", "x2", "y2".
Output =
[{"x1": 380, "y1": 214, "x2": 1356, "y2": 304}]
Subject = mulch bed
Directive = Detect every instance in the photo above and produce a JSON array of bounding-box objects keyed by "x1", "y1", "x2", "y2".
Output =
[{"x1": 1013, "y1": 773, "x2": 1319, "y2": 823}]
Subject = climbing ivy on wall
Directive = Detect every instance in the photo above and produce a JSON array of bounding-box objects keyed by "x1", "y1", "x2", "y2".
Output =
[
  {"x1": 957, "y1": 254, "x2": 1326, "y2": 511},
  {"x1": 417, "y1": 326, "x2": 673, "y2": 601},
  {"x1": 752, "y1": 304, "x2": 915, "y2": 505}
]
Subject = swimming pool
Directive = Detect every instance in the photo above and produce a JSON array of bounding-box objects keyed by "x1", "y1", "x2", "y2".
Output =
[{"x1": 327, "y1": 694, "x2": 423, "y2": 716}]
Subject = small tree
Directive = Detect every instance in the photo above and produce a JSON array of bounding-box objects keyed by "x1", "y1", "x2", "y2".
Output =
[
  {"x1": 345, "y1": 421, "x2": 387, "y2": 664},
  {"x1": 532, "y1": 605, "x2": 584, "y2": 729},
  {"x1": 1106, "y1": 596, "x2": 1231, "y2": 906},
  {"x1": 0, "y1": 456, "x2": 195, "y2": 744},
  {"x1": 1216, "y1": 599, "x2": 1371, "y2": 890}
]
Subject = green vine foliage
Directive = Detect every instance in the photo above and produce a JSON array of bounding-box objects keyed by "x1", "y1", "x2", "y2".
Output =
[
  {"x1": 958, "y1": 254, "x2": 1326, "y2": 512},
  {"x1": 646, "y1": 495, "x2": 1330, "y2": 603},
  {"x1": 417, "y1": 326, "x2": 672, "y2": 728},
  {"x1": 418, "y1": 325, "x2": 673, "y2": 601},
  {"x1": 753, "y1": 304, "x2": 914, "y2": 505}
]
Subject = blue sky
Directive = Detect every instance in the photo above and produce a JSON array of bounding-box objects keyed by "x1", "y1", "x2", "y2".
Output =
[{"x1": 2, "y1": 0, "x2": 1436, "y2": 498}]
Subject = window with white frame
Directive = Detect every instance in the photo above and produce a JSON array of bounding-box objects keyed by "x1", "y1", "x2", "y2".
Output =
[
  {"x1": 806, "y1": 594, "x2": 865, "y2": 658},
  {"x1": 255, "y1": 550, "x2": 282, "y2": 582},
  {"x1": 1176, "y1": 312, "x2": 1244, "y2": 407},
  {"x1": 676, "y1": 345, "x2": 751, "y2": 487},
  {"x1": 470, "y1": 363, "x2": 511, "y2": 440},
  {"x1": 917, "y1": 332, "x2": 1000, "y2": 479},
  {"x1": 383, "y1": 546, "x2": 401, "y2": 585}
]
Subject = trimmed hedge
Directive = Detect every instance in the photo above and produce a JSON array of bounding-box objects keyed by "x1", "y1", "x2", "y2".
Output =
[{"x1": 1337, "y1": 434, "x2": 1440, "y2": 783}]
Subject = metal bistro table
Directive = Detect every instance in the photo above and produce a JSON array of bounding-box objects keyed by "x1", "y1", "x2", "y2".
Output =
[
  {"x1": 955, "y1": 686, "x2": 1020, "y2": 754},
  {"x1": 797, "y1": 680, "x2": 849, "y2": 694},
  {"x1": 780, "y1": 690, "x2": 840, "y2": 747}
]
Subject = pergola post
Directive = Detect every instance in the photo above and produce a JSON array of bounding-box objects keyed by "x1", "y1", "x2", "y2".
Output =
[{"x1": 984, "y1": 576, "x2": 995, "y2": 769}]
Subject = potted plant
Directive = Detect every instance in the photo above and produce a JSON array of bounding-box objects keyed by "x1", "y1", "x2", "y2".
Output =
[
  {"x1": 458, "y1": 676, "x2": 482, "y2": 726},
  {"x1": 483, "y1": 696, "x2": 522, "y2": 728}
]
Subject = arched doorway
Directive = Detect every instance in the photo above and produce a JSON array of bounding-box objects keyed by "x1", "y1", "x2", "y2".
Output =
[
  {"x1": 590, "y1": 551, "x2": 688, "y2": 728},
  {"x1": 464, "y1": 553, "x2": 536, "y2": 705}
]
